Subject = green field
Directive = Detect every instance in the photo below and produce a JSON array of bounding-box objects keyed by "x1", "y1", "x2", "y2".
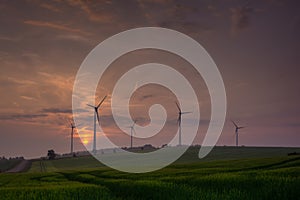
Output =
[{"x1": 0, "y1": 146, "x2": 299, "y2": 199}]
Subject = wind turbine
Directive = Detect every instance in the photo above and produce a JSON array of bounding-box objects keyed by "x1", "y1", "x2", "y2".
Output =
[
  {"x1": 87, "y1": 95, "x2": 107, "y2": 153},
  {"x1": 175, "y1": 102, "x2": 192, "y2": 146},
  {"x1": 69, "y1": 122, "x2": 76, "y2": 154},
  {"x1": 231, "y1": 120, "x2": 245, "y2": 147},
  {"x1": 127, "y1": 120, "x2": 137, "y2": 149}
]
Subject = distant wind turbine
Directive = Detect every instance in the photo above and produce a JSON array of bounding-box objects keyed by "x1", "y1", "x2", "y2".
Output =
[
  {"x1": 127, "y1": 120, "x2": 137, "y2": 149},
  {"x1": 175, "y1": 102, "x2": 192, "y2": 146},
  {"x1": 69, "y1": 122, "x2": 76, "y2": 154},
  {"x1": 231, "y1": 120, "x2": 245, "y2": 147},
  {"x1": 87, "y1": 95, "x2": 107, "y2": 153}
]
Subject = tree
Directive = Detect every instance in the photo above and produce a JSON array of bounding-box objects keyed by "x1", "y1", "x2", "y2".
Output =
[{"x1": 47, "y1": 149, "x2": 56, "y2": 160}]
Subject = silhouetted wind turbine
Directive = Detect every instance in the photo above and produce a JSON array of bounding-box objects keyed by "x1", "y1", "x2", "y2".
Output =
[
  {"x1": 69, "y1": 122, "x2": 76, "y2": 154},
  {"x1": 231, "y1": 120, "x2": 245, "y2": 147},
  {"x1": 175, "y1": 102, "x2": 192, "y2": 146},
  {"x1": 87, "y1": 95, "x2": 107, "y2": 153},
  {"x1": 127, "y1": 120, "x2": 137, "y2": 149}
]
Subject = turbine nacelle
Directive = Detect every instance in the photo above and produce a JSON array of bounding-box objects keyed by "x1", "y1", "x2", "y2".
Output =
[
  {"x1": 70, "y1": 122, "x2": 75, "y2": 129},
  {"x1": 87, "y1": 95, "x2": 107, "y2": 122}
]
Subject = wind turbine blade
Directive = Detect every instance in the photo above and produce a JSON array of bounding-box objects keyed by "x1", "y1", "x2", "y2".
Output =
[
  {"x1": 87, "y1": 104, "x2": 95, "y2": 108},
  {"x1": 133, "y1": 128, "x2": 136, "y2": 135},
  {"x1": 238, "y1": 126, "x2": 246, "y2": 129},
  {"x1": 177, "y1": 116, "x2": 181, "y2": 126},
  {"x1": 68, "y1": 119, "x2": 75, "y2": 128},
  {"x1": 95, "y1": 110, "x2": 100, "y2": 122},
  {"x1": 175, "y1": 102, "x2": 181, "y2": 112},
  {"x1": 97, "y1": 95, "x2": 107, "y2": 108},
  {"x1": 231, "y1": 120, "x2": 238, "y2": 128},
  {"x1": 181, "y1": 112, "x2": 192, "y2": 114}
]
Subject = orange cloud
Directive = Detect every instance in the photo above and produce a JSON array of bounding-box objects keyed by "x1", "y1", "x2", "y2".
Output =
[
  {"x1": 65, "y1": 0, "x2": 112, "y2": 23},
  {"x1": 24, "y1": 20, "x2": 90, "y2": 36},
  {"x1": 40, "y1": 3, "x2": 61, "y2": 13}
]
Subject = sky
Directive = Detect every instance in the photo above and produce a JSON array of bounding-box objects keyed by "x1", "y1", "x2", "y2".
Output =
[{"x1": 0, "y1": 0, "x2": 299, "y2": 158}]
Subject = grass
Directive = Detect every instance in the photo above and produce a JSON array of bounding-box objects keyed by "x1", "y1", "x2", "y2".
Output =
[{"x1": 0, "y1": 146, "x2": 299, "y2": 199}]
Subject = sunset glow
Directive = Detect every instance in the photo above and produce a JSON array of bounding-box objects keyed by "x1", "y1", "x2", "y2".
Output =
[
  {"x1": 82, "y1": 138, "x2": 89, "y2": 145},
  {"x1": 0, "y1": 0, "x2": 299, "y2": 159}
]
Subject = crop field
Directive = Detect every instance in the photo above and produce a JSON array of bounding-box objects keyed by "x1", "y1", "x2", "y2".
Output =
[{"x1": 0, "y1": 146, "x2": 299, "y2": 200}]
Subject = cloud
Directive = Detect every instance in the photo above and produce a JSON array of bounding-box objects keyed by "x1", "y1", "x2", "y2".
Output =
[
  {"x1": 230, "y1": 6, "x2": 255, "y2": 35},
  {"x1": 24, "y1": 20, "x2": 90, "y2": 36},
  {"x1": 41, "y1": 108, "x2": 73, "y2": 114},
  {"x1": 0, "y1": 114, "x2": 48, "y2": 121},
  {"x1": 64, "y1": 0, "x2": 113, "y2": 23},
  {"x1": 140, "y1": 94, "x2": 154, "y2": 100},
  {"x1": 6, "y1": 77, "x2": 36, "y2": 86},
  {"x1": 20, "y1": 96, "x2": 36, "y2": 101},
  {"x1": 158, "y1": 20, "x2": 212, "y2": 35},
  {"x1": 40, "y1": 3, "x2": 61, "y2": 12},
  {"x1": 37, "y1": 71, "x2": 74, "y2": 91},
  {"x1": 137, "y1": 0, "x2": 212, "y2": 35},
  {"x1": 139, "y1": 0, "x2": 171, "y2": 4},
  {"x1": 0, "y1": 35, "x2": 19, "y2": 42},
  {"x1": 55, "y1": 34, "x2": 94, "y2": 44}
]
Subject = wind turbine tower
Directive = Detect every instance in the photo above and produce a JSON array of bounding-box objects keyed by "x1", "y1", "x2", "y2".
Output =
[
  {"x1": 231, "y1": 120, "x2": 245, "y2": 147},
  {"x1": 175, "y1": 102, "x2": 192, "y2": 146},
  {"x1": 127, "y1": 120, "x2": 137, "y2": 149},
  {"x1": 70, "y1": 122, "x2": 75, "y2": 154},
  {"x1": 87, "y1": 95, "x2": 107, "y2": 153}
]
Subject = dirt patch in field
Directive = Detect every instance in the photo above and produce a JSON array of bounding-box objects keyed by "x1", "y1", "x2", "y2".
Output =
[{"x1": 5, "y1": 160, "x2": 31, "y2": 173}]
